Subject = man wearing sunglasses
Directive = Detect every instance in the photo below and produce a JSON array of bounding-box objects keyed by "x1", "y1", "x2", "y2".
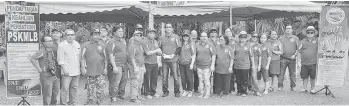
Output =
[
  {"x1": 299, "y1": 26, "x2": 318, "y2": 94},
  {"x1": 278, "y1": 25, "x2": 300, "y2": 92}
]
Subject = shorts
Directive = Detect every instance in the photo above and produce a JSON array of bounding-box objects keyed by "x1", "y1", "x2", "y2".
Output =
[
  {"x1": 301, "y1": 64, "x2": 316, "y2": 79},
  {"x1": 269, "y1": 60, "x2": 280, "y2": 76}
]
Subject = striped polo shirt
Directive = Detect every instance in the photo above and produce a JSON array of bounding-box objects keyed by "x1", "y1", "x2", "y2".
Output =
[
  {"x1": 106, "y1": 37, "x2": 128, "y2": 66},
  {"x1": 142, "y1": 37, "x2": 159, "y2": 64},
  {"x1": 159, "y1": 33, "x2": 181, "y2": 62}
]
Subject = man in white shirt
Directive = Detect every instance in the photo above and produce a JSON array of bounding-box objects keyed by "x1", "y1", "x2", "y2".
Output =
[{"x1": 57, "y1": 29, "x2": 81, "y2": 105}]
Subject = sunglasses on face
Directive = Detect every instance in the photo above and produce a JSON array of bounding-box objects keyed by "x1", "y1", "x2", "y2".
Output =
[{"x1": 252, "y1": 36, "x2": 258, "y2": 38}]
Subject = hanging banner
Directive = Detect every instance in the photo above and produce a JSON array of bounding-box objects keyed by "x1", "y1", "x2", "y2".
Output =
[
  {"x1": 5, "y1": 1, "x2": 41, "y2": 98},
  {"x1": 316, "y1": 6, "x2": 349, "y2": 87}
]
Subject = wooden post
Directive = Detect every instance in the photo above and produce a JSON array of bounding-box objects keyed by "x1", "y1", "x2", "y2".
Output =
[
  {"x1": 229, "y1": 2, "x2": 232, "y2": 28},
  {"x1": 148, "y1": 2, "x2": 154, "y2": 29}
]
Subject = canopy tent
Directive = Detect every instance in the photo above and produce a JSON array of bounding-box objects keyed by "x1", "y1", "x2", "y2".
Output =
[
  {"x1": 0, "y1": 1, "x2": 150, "y2": 23},
  {"x1": 153, "y1": 1, "x2": 324, "y2": 22}
]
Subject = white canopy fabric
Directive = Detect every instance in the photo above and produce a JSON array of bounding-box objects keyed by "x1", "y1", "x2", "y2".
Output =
[
  {"x1": 0, "y1": 1, "x2": 149, "y2": 14},
  {"x1": 152, "y1": 1, "x2": 325, "y2": 16}
]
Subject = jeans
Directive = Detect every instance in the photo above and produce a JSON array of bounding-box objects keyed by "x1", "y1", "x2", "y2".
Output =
[
  {"x1": 214, "y1": 73, "x2": 231, "y2": 95},
  {"x1": 107, "y1": 65, "x2": 125, "y2": 98},
  {"x1": 118, "y1": 65, "x2": 129, "y2": 97},
  {"x1": 179, "y1": 64, "x2": 194, "y2": 91},
  {"x1": 235, "y1": 68, "x2": 249, "y2": 95},
  {"x1": 130, "y1": 66, "x2": 146, "y2": 99},
  {"x1": 144, "y1": 63, "x2": 159, "y2": 96},
  {"x1": 197, "y1": 68, "x2": 211, "y2": 96},
  {"x1": 278, "y1": 58, "x2": 297, "y2": 88},
  {"x1": 60, "y1": 75, "x2": 80, "y2": 105},
  {"x1": 40, "y1": 72, "x2": 60, "y2": 105},
  {"x1": 162, "y1": 62, "x2": 180, "y2": 94},
  {"x1": 193, "y1": 69, "x2": 199, "y2": 92},
  {"x1": 249, "y1": 68, "x2": 260, "y2": 92},
  {"x1": 230, "y1": 72, "x2": 236, "y2": 92}
]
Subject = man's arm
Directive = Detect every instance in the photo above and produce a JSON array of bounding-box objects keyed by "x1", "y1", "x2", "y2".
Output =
[
  {"x1": 142, "y1": 41, "x2": 159, "y2": 55},
  {"x1": 80, "y1": 47, "x2": 87, "y2": 75},
  {"x1": 250, "y1": 47, "x2": 256, "y2": 69},
  {"x1": 228, "y1": 46, "x2": 235, "y2": 72},
  {"x1": 190, "y1": 43, "x2": 196, "y2": 69},
  {"x1": 29, "y1": 51, "x2": 44, "y2": 73}
]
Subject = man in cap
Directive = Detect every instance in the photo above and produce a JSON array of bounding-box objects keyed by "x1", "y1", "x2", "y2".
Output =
[
  {"x1": 299, "y1": 26, "x2": 318, "y2": 94},
  {"x1": 58, "y1": 29, "x2": 81, "y2": 105},
  {"x1": 142, "y1": 28, "x2": 162, "y2": 99},
  {"x1": 278, "y1": 25, "x2": 300, "y2": 91},
  {"x1": 81, "y1": 28, "x2": 108, "y2": 105},
  {"x1": 190, "y1": 30, "x2": 200, "y2": 93},
  {"x1": 209, "y1": 28, "x2": 219, "y2": 94}
]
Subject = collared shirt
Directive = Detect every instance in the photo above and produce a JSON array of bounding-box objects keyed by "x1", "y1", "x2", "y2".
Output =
[
  {"x1": 82, "y1": 40, "x2": 106, "y2": 76},
  {"x1": 32, "y1": 47, "x2": 56, "y2": 72},
  {"x1": 159, "y1": 33, "x2": 181, "y2": 62},
  {"x1": 195, "y1": 40, "x2": 216, "y2": 69},
  {"x1": 179, "y1": 42, "x2": 194, "y2": 65},
  {"x1": 279, "y1": 35, "x2": 300, "y2": 58},
  {"x1": 300, "y1": 37, "x2": 318, "y2": 65},
  {"x1": 57, "y1": 40, "x2": 81, "y2": 76},
  {"x1": 234, "y1": 43, "x2": 252, "y2": 69},
  {"x1": 106, "y1": 37, "x2": 128, "y2": 66},
  {"x1": 268, "y1": 39, "x2": 282, "y2": 60},
  {"x1": 142, "y1": 37, "x2": 159, "y2": 64},
  {"x1": 260, "y1": 42, "x2": 272, "y2": 68},
  {"x1": 215, "y1": 44, "x2": 234, "y2": 74},
  {"x1": 129, "y1": 40, "x2": 145, "y2": 67}
]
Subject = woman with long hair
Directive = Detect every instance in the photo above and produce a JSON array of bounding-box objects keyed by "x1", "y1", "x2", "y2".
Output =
[
  {"x1": 259, "y1": 33, "x2": 272, "y2": 94},
  {"x1": 249, "y1": 33, "x2": 262, "y2": 96},
  {"x1": 179, "y1": 34, "x2": 196, "y2": 97}
]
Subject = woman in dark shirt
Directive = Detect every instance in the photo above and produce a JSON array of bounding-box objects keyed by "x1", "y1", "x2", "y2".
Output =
[{"x1": 179, "y1": 34, "x2": 196, "y2": 97}]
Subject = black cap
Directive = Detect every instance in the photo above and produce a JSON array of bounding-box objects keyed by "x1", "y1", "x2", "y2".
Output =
[
  {"x1": 239, "y1": 31, "x2": 248, "y2": 38},
  {"x1": 182, "y1": 34, "x2": 189, "y2": 37},
  {"x1": 209, "y1": 28, "x2": 218, "y2": 33},
  {"x1": 147, "y1": 28, "x2": 156, "y2": 33},
  {"x1": 52, "y1": 29, "x2": 60, "y2": 33}
]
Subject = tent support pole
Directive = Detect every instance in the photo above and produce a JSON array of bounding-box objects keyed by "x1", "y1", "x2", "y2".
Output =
[
  {"x1": 254, "y1": 20, "x2": 257, "y2": 33},
  {"x1": 229, "y1": 2, "x2": 232, "y2": 28},
  {"x1": 148, "y1": 2, "x2": 154, "y2": 29}
]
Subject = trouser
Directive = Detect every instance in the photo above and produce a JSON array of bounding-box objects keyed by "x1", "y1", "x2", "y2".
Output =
[
  {"x1": 40, "y1": 72, "x2": 60, "y2": 105},
  {"x1": 193, "y1": 68, "x2": 199, "y2": 92},
  {"x1": 119, "y1": 65, "x2": 129, "y2": 97},
  {"x1": 214, "y1": 73, "x2": 231, "y2": 95},
  {"x1": 60, "y1": 75, "x2": 80, "y2": 105},
  {"x1": 87, "y1": 75, "x2": 106, "y2": 102},
  {"x1": 235, "y1": 68, "x2": 249, "y2": 95},
  {"x1": 108, "y1": 65, "x2": 126, "y2": 98},
  {"x1": 249, "y1": 68, "x2": 260, "y2": 92},
  {"x1": 229, "y1": 72, "x2": 236, "y2": 93},
  {"x1": 179, "y1": 64, "x2": 194, "y2": 91},
  {"x1": 162, "y1": 62, "x2": 180, "y2": 94},
  {"x1": 278, "y1": 58, "x2": 297, "y2": 88},
  {"x1": 197, "y1": 68, "x2": 211, "y2": 96},
  {"x1": 130, "y1": 66, "x2": 146, "y2": 100},
  {"x1": 143, "y1": 63, "x2": 159, "y2": 96}
]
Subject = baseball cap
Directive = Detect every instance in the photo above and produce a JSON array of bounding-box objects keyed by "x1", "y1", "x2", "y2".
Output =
[
  {"x1": 239, "y1": 31, "x2": 248, "y2": 38},
  {"x1": 209, "y1": 28, "x2": 218, "y2": 33},
  {"x1": 52, "y1": 29, "x2": 60, "y2": 33},
  {"x1": 92, "y1": 28, "x2": 100, "y2": 33},
  {"x1": 136, "y1": 24, "x2": 143, "y2": 29},
  {"x1": 306, "y1": 26, "x2": 316, "y2": 32},
  {"x1": 134, "y1": 30, "x2": 143, "y2": 35},
  {"x1": 147, "y1": 28, "x2": 156, "y2": 33}
]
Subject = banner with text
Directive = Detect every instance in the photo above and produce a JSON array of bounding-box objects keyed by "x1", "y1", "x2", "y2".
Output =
[
  {"x1": 5, "y1": 1, "x2": 41, "y2": 98},
  {"x1": 316, "y1": 6, "x2": 349, "y2": 87}
]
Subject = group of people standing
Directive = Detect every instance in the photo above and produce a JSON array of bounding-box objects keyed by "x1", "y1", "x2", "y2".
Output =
[{"x1": 28, "y1": 22, "x2": 319, "y2": 105}]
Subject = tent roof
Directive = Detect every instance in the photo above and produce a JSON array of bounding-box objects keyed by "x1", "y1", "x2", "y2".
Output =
[{"x1": 153, "y1": 1, "x2": 324, "y2": 16}]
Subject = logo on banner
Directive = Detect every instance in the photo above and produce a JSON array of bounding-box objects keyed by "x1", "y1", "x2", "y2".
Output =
[{"x1": 326, "y1": 7, "x2": 345, "y2": 24}]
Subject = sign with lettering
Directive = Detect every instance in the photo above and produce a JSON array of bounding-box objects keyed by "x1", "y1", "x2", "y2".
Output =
[
  {"x1": 5, "y1": 1, "x2": 41, "y2": 98},
  {"x1": 316, "y1": 6, "x2": 348, "y2": 87},
  {"x1": 156, "y1": 1, "x2": 187, "y2": 7}
]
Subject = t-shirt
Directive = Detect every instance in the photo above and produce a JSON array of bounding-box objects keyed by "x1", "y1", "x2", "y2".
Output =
[
  {"x1": 179, "y1": 42, "x2": 194, "y2": 65},
  {"x1": 234, "y1": 43, "x2": 252, "y2": 70},
  {"x1": 195, "y1": 41, "x2": 216, "y2": 69},
  {"x1": 106, "y1": 37, "x2": 128, "y2": 66},
  {"x1": 215, "y1": 45, "x2": 234, "y2": 74},
  {"x1": 251, "y1": 43, "x2": 261, "y2": 67},
  {"x1": 82, "y1": 41, "x2": 106, "y2": 76},
  {"x1": 159, "y1": 34, "x2": 181, "y2": 62},
  {"x1": 279, "y1": 35, "x2": 300, "y2": 58},
  {"x1": 260, "y1": 43, "x2": 272, "y2": 68},
  {"x1": 142, "y1": 37, "x2": 160, "y2": 64},
  {"x1": 129, "y1": 41, "x2": 145, "y2": 67},
  {"x1": 268, "y1": 39, "x2": 282, "y2": 60},
  {"x1": 300, "y1": 37, "x2": 318, "y2": 65}
]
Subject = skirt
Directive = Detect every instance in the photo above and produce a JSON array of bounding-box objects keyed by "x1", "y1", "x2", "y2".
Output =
[{"x1": 269, "y1": 60, "x2": 280, "y2": 75}]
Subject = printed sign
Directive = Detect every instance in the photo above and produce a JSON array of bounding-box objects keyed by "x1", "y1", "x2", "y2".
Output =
[
  {"x1": 5, "y1": 1, "x2": 41, "y2": 98},
  {"x1": 316, "y1": 6, "x2": 348, "y2": 87}
]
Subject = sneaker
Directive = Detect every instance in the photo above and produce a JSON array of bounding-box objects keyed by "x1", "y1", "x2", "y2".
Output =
[
  {"x1": 255, "y1": 92, "x2": 262, "y2": 96},
  {"x1": 110, "y1": 97, "x2": 117, "y2": 103},
  {"x1": 117, "y1": 96, "x2": 125, "y2": 100},
  {"x1": 198, "y1": 93, "x2": 204, "y2": 98},
  {"x1": 153, "y1": 94, "x2": 161, "y2": 98},
  {"x1": 203, "y1": 95, "x2": 210, "y2": 98},
  {"x1": 241, "y1": 94, "x2": 247, "y2": 97},
  {"x1": 230, "y1": 91, "x2": 237, "y2": 95},
  {"x1": 277, "y1": 87, "x2": 283, "y2": 91},
  {"x1": 137, "y1": 96, "x2": 145, "y2": 101},
  {"x1": 187, "y1": 91, "x2": 193, "y2": 97},
  {"x1": 310, "y1": 89, "x2": 316, "y2": 94},
  {"x1": 130, "y1": 99, "x2": 141, "y2": 103},
  {"x1": 300, "y1": 89, "x2": 308, "y2": 93},
  {"x1": 162, "y1": 92, "x2": 169, "y2": 97},
  {"x1": 291, "y1": 87, "x2": 296, "y2": 92},
  {"x1": 263, "y1": 90, "x2": 269, "y2": 95},
  {"x1": 84, "y1": 99, "x2": 94, "y2": 105},
  {"x1": 181, "y1": 91, "x2": 188, "y2": 97},
  {"x1": 236, "y1": 93, "x2": 242, "y2": 96},
  {"x1": 175, "y1": 93, "x2": 180, "y2": 98},
  {"x1": 96, "y1": 99, "x2": 102, "y2": 105},
  {"x1": 146, "y1": 95, "x2": 153, "y2": 99}
]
